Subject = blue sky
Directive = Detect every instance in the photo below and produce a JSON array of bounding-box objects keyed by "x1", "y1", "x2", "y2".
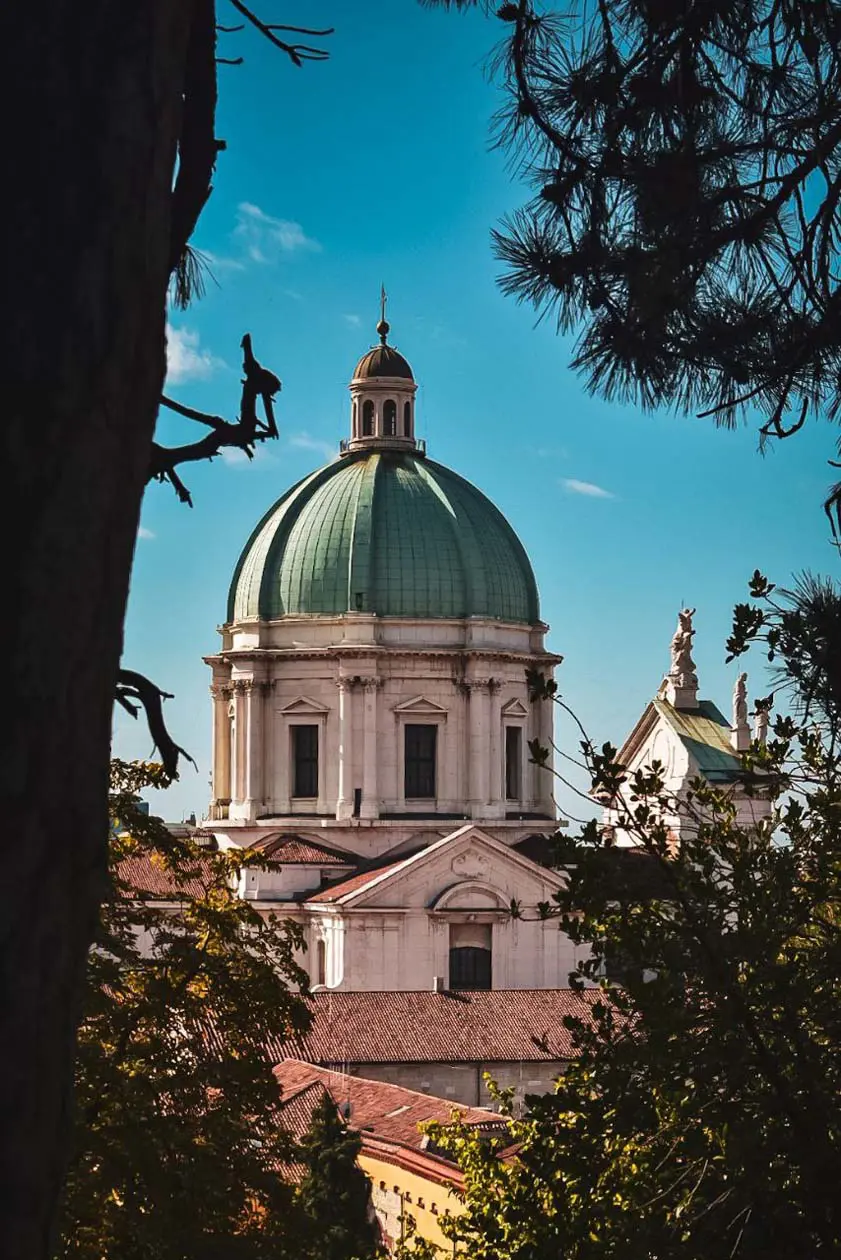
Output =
[{"x1": 116, "y1": 0, "x2": 838, "y2": 822}]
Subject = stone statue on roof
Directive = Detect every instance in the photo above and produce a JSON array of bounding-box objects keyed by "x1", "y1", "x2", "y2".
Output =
[
  {"x1": 731, "y1": 671, "x2": 751, "y2": 751},
  {"x1": 733, "y1": 672, "x2": 748, "y2": 727},
  {"x1": 754, "y1": 704, "x2": 770, "y2": 746},
  {"x1": 669, "y1": 607, "x2": 698, "y2": 685}
]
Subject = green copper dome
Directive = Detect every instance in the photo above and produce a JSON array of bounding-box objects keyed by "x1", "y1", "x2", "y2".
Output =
[{"x1": 227, "y1": 450, "x2": 540, "y2": 624}]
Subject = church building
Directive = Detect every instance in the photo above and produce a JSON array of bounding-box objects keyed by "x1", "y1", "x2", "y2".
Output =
[
  {"x1": 203, "y1": 310, "x2": 577, "y2": 997},
  {"x1": 193, "y1": 307, "x2": 771, "y2": 1099}
]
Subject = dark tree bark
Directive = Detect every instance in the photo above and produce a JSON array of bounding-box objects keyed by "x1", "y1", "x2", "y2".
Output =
[{"x1": 0, "y1": 6, "x2": 196, "y2": 1256}]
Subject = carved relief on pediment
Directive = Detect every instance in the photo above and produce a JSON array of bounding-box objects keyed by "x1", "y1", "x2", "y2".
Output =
[{"x1": 451, "y1": 848, "x2": 490, "y2": 881}]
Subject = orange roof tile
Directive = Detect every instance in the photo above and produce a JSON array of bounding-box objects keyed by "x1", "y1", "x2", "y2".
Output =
[
  {"x1": 251, "y1": 834, "x2": 357, "y2": 866},
  {"x1": 116, "y1": 852, "x2": 218, "y2": 900},
  {"x1": 270, "y1": 989, "x2": 600, "y2": 1064},
  {"x1": 306, "y1": 859, "x2": 407, "y2": 903},
  {"x1": 274, "y1": 1059, "x2": 505, "y2": 1150}
]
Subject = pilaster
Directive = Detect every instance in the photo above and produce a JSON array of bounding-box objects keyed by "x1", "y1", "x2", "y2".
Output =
[
  {"x1": 336, "y1": 677, "x2": 353, "y2": 820},
  {"x1": 468, "y1": 678, "x2": 492, "y2": 819},
  {"x1": 360, "y1": 675, "x2": 380, "y2": 819},
  {"x1": 210, "y1": 683, "x2": 232, "y2": 813}
]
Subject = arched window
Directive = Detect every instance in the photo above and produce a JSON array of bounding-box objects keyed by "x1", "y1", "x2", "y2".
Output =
[
  {"x1": 352, "y1": 400, "x2": 357, "y2": 432},
  {"x1": 315, "y1": 938, "x2": 326, "y2": 986},
  {"x1": 383, "y1": 399, "x2": 397, "y2": 436},
  {"x1": 403, "y1": 400, "x2": 411, "y2": 435},
  {"x1": 362, "y1": 399, "x2": 374, "y2": 436}
]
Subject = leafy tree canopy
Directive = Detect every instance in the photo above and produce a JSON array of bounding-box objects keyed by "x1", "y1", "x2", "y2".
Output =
[
  {"x1": 428, "y1": 574, "x2": 841, "y2": 1258},
  {"x1": 58, "y1": 760, "x2": 313, "y2": 1260}
]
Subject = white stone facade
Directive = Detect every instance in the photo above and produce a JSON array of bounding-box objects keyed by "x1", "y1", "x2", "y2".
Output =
[{"x1": 206, "y1": 612, "x2": 559, "y2": 857}]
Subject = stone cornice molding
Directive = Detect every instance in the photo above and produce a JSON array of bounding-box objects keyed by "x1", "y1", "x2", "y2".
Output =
[{"x1": 217, "y1": 647, "x2": 563, "y2": 667}]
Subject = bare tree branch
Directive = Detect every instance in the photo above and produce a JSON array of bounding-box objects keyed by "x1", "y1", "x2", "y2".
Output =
[
  {"x1": 150, "y1": 334, "x2": 281, "y2": 506},
  {"x1": 226, "y1": 1, "x2": 332, "y2": 64},
  {"x1": 116, "y1": 671, "x2": 196, "y2": 780}
]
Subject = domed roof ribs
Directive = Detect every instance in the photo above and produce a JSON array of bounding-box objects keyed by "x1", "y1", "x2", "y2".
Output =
[
  {"x1": 413, "y1": 458, "x2": 480, "y2": 617},
  {"x1": 249, "y1": 463, "x2": 341, "y2": 620},
  {"x1": 227, "y1": 467, "x2": 322, "y2": 622},
  {"x1": 346, "y1": 453, "x2": 379, "y2": 614}
]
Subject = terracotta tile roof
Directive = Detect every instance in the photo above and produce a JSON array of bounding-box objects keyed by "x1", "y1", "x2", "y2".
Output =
[
  {"x1": 271, "y1": 989, "x2": 600, "y2": 1064},
  {"x1": 251, "y1": 833, "x2": 357, "y2": 866},
  {"x1": 273, "y1": 1079, "x2": 330, "y2": 1181},
  {"x1": 306, "y1": 859, "x2": 407, "y2": 903},
  {"x1": 274, "y1": 1059, "x2": 505, "y2": 1150},
  {"x1": 116, "y1": 852, "x2": 218, "y2": 900}
]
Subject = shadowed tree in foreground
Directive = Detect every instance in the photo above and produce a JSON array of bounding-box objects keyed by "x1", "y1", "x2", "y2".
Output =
[
  {"x1": 60, "y1": 762, "x2": 312, "y2": 1260},
  {"x1": 1, "y1": 6, "x2": 328, "y2": 1256},
  {"x1": 432, "y1": 0, "x2": 841, "y2": 534}
]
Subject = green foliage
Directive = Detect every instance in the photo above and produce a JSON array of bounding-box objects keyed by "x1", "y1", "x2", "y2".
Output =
[
  {"x1": 58, "y1": 760, "x2": 313, "y2": 1260},
  {"x1": 429, "y1": 577, "x2": 841, "y2": 1258},
  {"x1": 296, "y1": 1094, "x2": 382, "y2": 1260}
]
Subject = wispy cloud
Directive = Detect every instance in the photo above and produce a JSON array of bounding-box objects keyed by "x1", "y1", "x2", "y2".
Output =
[
  {"x1": 289, "y1": 431, "x2": 336, "y2": 462},
  {"x1": 200, "y1": 248, "x2": 246, "y2": 276},
  {"x1": 137, "y1": 526, "x2": 155, "y2": 540},
  {"x1": 166, "y1": 324, "x2": 225, "y2": 385},
  {"x1": 221, "y1": 445, "x2": 279, "y2": 468},
  {"x1": 343, "y1": 313, "x2": 361, "y2": 328},
  {"x1": 561, "y1": 478, "x2": 615, "y2": 499},
  {"x1": 234, "y1": 202, "x2": 321, "y2": 264}
]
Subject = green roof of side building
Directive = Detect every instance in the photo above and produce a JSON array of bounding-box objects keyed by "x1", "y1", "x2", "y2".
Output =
[
  {"x1": 228, "y1": 449, "x2": 541, "y2": 624},
  {"x1": 653, "y1": 698, "x2": 743, "y2": 782}
]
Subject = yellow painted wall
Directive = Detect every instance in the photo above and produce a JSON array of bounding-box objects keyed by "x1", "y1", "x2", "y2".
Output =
[{"x1": 360, "y1": 1151, "x2": 463, "y2": 1254}]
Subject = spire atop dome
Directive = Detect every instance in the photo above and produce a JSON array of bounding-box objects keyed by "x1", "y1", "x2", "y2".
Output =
[
  {"x1": 376, "y1": 283, "x2": 390, "y2": 345},
  {"x1": 346, "y1": 293, "x2": 419, "y2": 454}
]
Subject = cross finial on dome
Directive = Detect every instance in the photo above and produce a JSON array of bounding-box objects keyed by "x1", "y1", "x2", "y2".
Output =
[{"x1": 376, "y1": 283, "x2": 390, "y2": 345}]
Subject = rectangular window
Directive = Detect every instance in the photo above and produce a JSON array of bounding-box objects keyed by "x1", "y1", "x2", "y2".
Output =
[
  {"x1": 292, "y1": 724, "x2": 318, "y2": 798},
  {"x1": 404, "y1": 724, "x2": 437, "y2": 799},
  {"x1": 449, "y1": 926, "x2": 493, "y2": 990},
  {"x1": 505, "y1": 726, "x2": 522, "y2": 800}
]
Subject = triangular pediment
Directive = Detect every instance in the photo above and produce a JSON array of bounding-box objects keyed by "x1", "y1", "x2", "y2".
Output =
[
  {"x1": 279, "y1": 695, "x2": 330, "y2": 715},
  {"x1": 501, "y1": 698, "x2": 528, "y2": 718},
  {"x1": 321, "y1": 824, "x2": 564, "y2": 910},
  {"x1": 392, "y1": 695, "x2": 448, "y2": 716}
]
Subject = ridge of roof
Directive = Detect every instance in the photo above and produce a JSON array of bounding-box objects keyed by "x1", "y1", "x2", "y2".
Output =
[
  {"x1": 251, "y1": 833, "x2": 357, "y2": 865},
  {"x1": 274, "y1": 1058, "x2": 503, "y2": 1151},
  {"x1": 652, "y1": 697, "x2": 742, "y2": 780}
]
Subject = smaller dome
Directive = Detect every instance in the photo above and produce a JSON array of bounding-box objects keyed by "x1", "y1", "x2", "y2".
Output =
[{"x1": 353, "y1": 343, "x2": 414, "y2": 381}]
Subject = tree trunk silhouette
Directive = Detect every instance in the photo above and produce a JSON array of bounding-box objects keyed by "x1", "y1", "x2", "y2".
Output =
[{"x1": 1, "y1": 6, "x2": 193, "y2": 1256}]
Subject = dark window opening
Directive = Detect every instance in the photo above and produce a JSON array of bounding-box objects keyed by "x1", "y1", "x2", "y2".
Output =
[
  {"x1": 449, "y1": 946, "x2": 492, "y2": 991},
  {"x1": 404, "y1": 724, "x2": 436, "y2": 798},
  {"x1": 505, "y1": 726, "x2": 522, "y2": 800},
  {"x1": 383, "y1": 399, "x2": 397, "y2": 436},
  {"x1": 403, "y1": 400, "x2": 411, "y2": 435},
  {"x1": 315, "y1": 939, "x2": 326, "y2": 986},
  {"x1": 362, "y1": 400, "x2": 374, "y2": 436},
  {"x1": 292, "y1": 724, "x2": 318, "y2": 798}
]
